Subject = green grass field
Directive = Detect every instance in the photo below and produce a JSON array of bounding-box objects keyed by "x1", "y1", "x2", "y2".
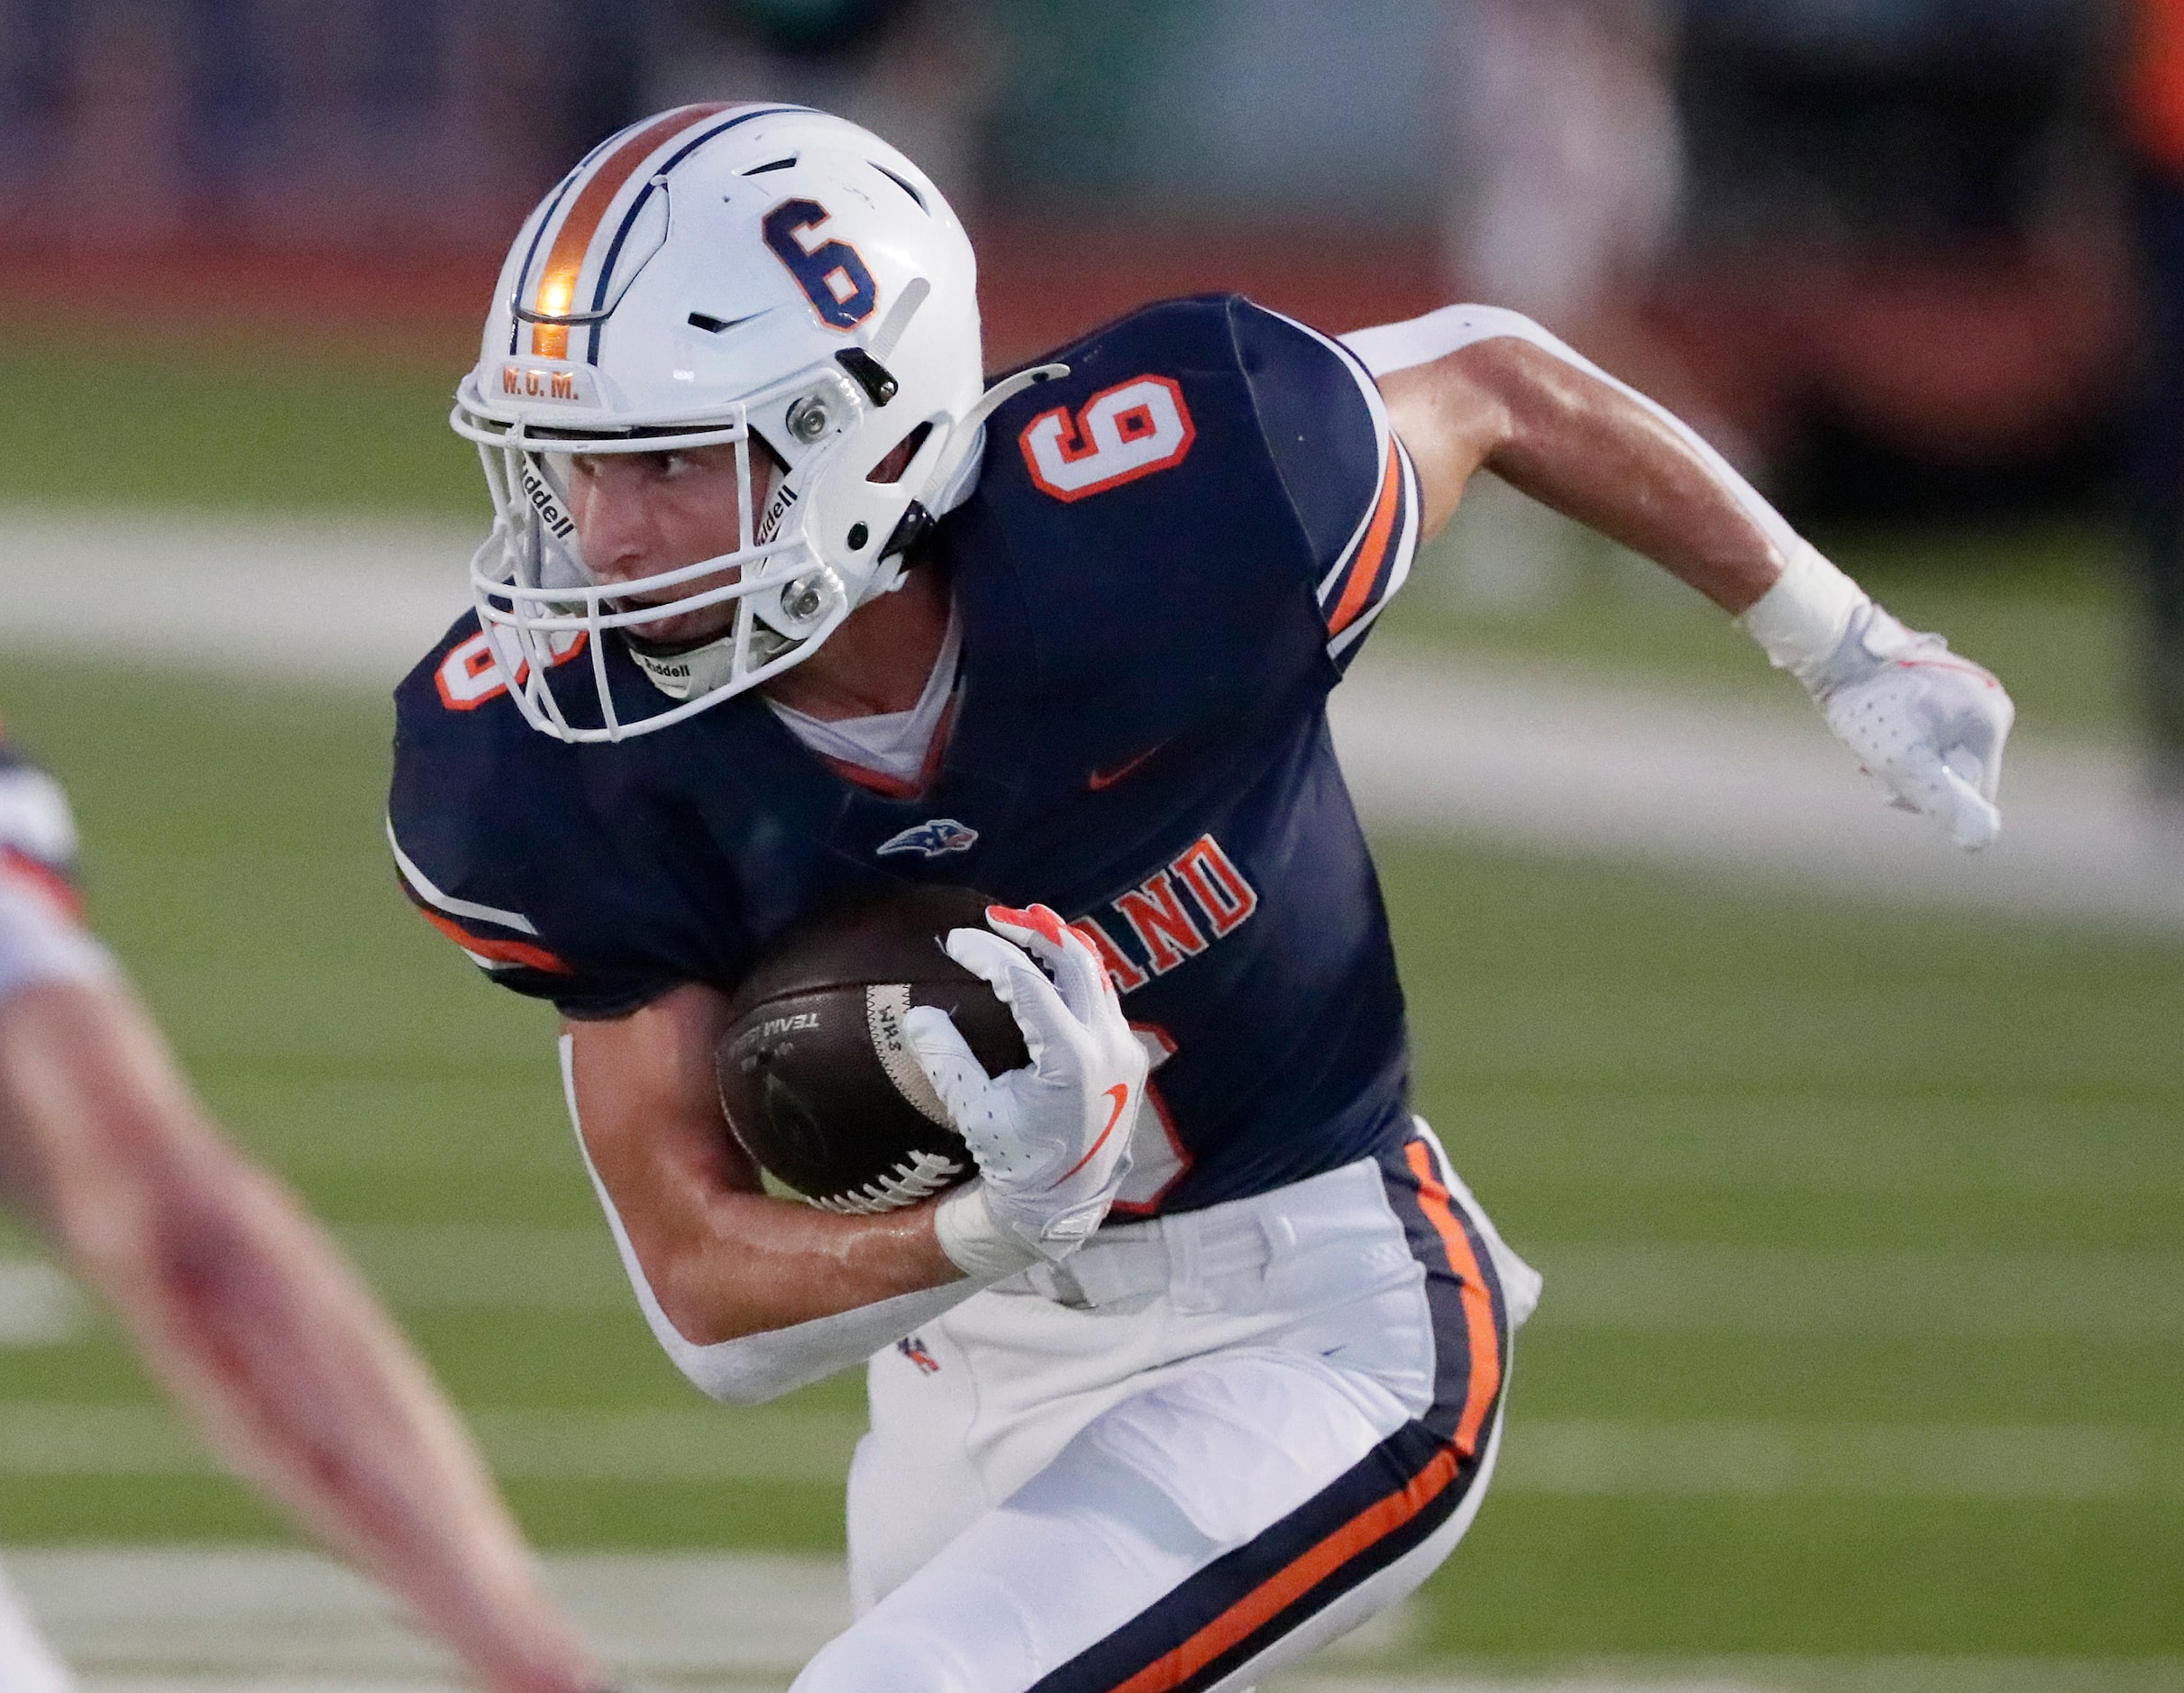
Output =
[
  {"x1": 1, "y1": 652, "x2": 2177, "y2": 1672},
  {"x1": 7, "y1": 330, "x2": 2181, "y2": 1679}
]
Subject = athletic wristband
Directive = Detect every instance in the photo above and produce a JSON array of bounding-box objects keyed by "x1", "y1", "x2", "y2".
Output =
[
  {"x1": 935, "y1": 1181, "x2": 1045, "y2": 1279},
  {"x1": 1734, "y1": 543, "x2": 1871, "y2": 688}
]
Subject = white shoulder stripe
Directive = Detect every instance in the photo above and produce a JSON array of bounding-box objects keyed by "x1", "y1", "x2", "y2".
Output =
[{"x1": 385, "y1": 819, "x2": 540, "y2": 937}]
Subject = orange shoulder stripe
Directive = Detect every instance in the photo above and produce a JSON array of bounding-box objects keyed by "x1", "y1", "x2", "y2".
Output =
[{"x1": 1326, "y1": 447, "x2": 1403, "y2": 637}]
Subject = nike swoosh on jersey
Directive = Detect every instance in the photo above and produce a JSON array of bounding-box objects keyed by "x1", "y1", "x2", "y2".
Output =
[{"x1": 1087, "y1": 740, "x2": 1171, "y2": 792}]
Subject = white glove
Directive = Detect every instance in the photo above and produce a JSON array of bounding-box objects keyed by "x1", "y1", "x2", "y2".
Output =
[
  {"x1": 903, "y1": 902, "x2": 1147, "y2": 1277},
  {"x1": 1740, "y1": 547, "x2": 2015, "y2": 852},
  {"x1": 1807, "y1": 604, "x2": 2015, "y2": 850}
]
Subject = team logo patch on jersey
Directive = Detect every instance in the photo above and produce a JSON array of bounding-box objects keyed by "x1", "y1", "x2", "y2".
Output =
[
  {"x1": 1019, "y1": 374, "x2": 1195, "y2": 501},
  {"x1": 875, "y1": 818, "x2": 979, "y2": 858},
  {"x1": 896, "y1": 1333, "x2": 941, "y2": 1375}
]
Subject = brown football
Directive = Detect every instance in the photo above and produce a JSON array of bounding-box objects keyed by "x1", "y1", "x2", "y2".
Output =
[{"x1": 714, "y1": 884, "x2": 1030, "y2": 1213}]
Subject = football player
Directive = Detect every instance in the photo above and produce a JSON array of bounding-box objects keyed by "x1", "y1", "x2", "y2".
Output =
[
  {"x1": 0, "y1": 738, "x2": 611, "y2": 1692},
  {"x1": 388, "y1": 105, "x2": 2013, "y2": 1690}
]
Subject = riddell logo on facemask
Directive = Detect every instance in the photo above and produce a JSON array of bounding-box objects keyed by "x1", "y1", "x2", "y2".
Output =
[
  {"x1": 501, "y1": 365, "x2": 578, "y2": 401},
  {"x1": 518, "y1": 464, "x2": 577, "y2": 542},
  {"x1": 758, "y1": 480, "x2": 799, "y2": 544}
]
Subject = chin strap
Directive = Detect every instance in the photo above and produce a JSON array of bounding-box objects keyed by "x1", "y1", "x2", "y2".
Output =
[
  {"x1": 920, "y1": 362, "x2": 1070, "y2": 520},
  {"x1": 857, "y1": 362, "x2": 1073, "y2": 608}
]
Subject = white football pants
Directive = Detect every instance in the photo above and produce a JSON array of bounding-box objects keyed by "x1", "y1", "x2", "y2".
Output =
[
  {"x1": 0, "y1": 1560, "x2": 74, "y2": 1693},
  {"x1": 795, "y1": 1125, "x2": 1540, "y2": 1693}
]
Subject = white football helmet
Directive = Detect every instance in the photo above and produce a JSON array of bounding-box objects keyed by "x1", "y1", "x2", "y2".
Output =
[{"x1": 452, "y1": 102, "x2": 1060, "y2": 741}]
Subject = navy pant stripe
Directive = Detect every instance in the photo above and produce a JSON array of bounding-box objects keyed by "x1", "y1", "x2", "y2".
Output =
[{"x1": 1028, "y1": 1139, "x2": 1511, "y2": 1692}]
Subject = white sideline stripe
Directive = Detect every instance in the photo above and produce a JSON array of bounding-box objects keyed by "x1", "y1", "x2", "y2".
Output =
[
  {"x1": 6, "y1": 510, "x2": 2181, "y2": 931},
  {"x1": 0, "y1": 1404, "x2": 865, "y2": 1487},
  {"x1": 0, "y1": 1261, "x2": 80, "y2": 1345},
  {"x1": 13, "y1": 1547, "x2": 849, "y2": 1679},
  {"x1": 20, "y1": 1231, "x2": 2184, "y2": 1334},
  {"x1": 332, "y1": 1229, "x2": 2184, "y2": 1337},
  {"x1": 0, "y1": 510, "x2": 477, "y2": 688},
  {"x1": 5, "y1": 1548, "x2": 1403, "y2": 1687},
  {"x1": 7, "y1": 1551, "x2": 2179, "y2": 1692},
  {"x1": 3, "y1": 1403, "x2": 2177, "y2": 1501},
  {"x1": 1508, "y1": 1422, "x2": 2184, "y2": 1503},
  {"x1": 1530, "y1": 1243, "x2": 2184, "y2": 1340},
  {"x1": 1329, "y1": 652, "x2": 2184, "y2": 934}
]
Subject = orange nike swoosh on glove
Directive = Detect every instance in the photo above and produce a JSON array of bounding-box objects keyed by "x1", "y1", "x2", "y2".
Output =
[{"x1": 1049, "y1": 1084, "x2": 1130, "y2": 1188}]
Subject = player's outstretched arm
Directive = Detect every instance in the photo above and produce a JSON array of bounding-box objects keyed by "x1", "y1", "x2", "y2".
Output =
[
  {"x1": 0, "y1": 973, "x2": 609, "y2": 1693},
  {"x1": 1353, "y1": 306, "x2": 2015, "y2": 850}
]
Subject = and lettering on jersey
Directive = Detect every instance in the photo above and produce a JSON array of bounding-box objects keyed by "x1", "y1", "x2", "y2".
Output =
[
  {"x1": 1064, "y1": 835, "x2": 1259, "y2": 993},
  {"x1": 391, "y1": 294, "x2": 1422, "y2": 1212}
]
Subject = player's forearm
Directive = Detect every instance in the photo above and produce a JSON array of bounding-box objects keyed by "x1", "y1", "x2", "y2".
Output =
[
  {"x1": 1466, "y1": 339, "x2": 1785, "y2": 612},
  {"x1": 1364, "y1": 306, "x2": 1797, "y2": 612},
  {"x1": 627, "y1": 1181, "x2": 962, "y2": 1342},
  {"x1": 1359, "y1": 305, "x2": 2014, "y2": 850},
  {"x1": 2, "y1": 983, "x2": 604, "y2": 1693},
  {"x1": 563, "y1": 994, "x2": 961, "y2": 1343}
]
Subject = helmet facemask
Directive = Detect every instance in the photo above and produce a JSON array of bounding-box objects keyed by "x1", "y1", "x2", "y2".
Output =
[{"x1": 455, "y1": 361, "x2": 902, "y2": 742}]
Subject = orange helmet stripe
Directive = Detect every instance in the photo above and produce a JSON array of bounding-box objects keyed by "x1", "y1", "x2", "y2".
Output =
[{"x1": 529, "y1": 103, "x2": 735, "y2": 359}]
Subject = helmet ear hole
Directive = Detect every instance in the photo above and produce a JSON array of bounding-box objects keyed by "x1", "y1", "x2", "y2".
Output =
[{"x1": 866, "y1": 422, "x2": 933, "y2": 486}]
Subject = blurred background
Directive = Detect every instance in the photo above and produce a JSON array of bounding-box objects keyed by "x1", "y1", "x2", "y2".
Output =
[{"x1": 2, "y1": 3, "x2": 2181, "y2": 1690}]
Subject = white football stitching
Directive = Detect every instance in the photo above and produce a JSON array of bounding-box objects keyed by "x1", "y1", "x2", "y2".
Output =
[{"x1": 809, "y1": 1148, "x2": 965, "y2": 1215}]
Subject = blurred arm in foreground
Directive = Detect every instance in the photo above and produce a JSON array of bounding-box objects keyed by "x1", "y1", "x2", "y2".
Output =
[
  {"x1": 1351, "y1": 307, "x2": 2015, "y2": 850},
  {"x1": 0, "y1": 752, "x2": 609, "y2": 1693}
]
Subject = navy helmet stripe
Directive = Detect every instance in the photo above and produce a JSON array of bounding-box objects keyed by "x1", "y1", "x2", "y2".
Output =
[
  {"x1": 511, "y1": 100, "x2": 648, "y2": 316},
  {"x1": 584, "y1": 104, "x2": 817, "y2": 363}
]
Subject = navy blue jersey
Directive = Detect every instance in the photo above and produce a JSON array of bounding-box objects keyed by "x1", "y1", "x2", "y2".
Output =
[{"x1": 389, "y1": 296, "x2": 1422, "y2": 1213}]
